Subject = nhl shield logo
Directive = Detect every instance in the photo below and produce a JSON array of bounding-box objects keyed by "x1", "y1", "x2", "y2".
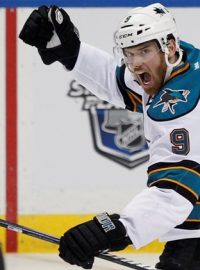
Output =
[{"x1": 68, "y1": 80, "x2": 149, "y2": 168}]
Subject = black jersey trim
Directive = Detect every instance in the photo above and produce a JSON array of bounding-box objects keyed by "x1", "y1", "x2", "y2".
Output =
[
  {"x1": 148, "y1": 160, "x2": 200, "y2": 205},
  {"x1": 148, "y1": 160, "x2": 200, "y2": 174},
  {"x1": 176, "y1": 221, "x2": 200, "y2": 230},
  {"x1": 116, "y1": 65, "x2": 142, "y2": 111},
  {"x1": 149, "y1": 179, "x2": 197, "y2": 205}
]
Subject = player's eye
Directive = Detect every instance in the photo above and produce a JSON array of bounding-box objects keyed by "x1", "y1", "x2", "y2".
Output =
[
  {"x1": 140, "y1": 48, "x2": 149, "y2": 56},
  {"x1": 124, "y1": 51, "x2": 134, "y2": 58}
]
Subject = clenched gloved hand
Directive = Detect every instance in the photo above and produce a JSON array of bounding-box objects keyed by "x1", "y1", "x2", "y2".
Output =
[
  {"x1": 59, "y1": 213, "x2": 131, "y2": 269},
  {"x1": 19, "y1": 5, "x2": 80, "y2": 70}
]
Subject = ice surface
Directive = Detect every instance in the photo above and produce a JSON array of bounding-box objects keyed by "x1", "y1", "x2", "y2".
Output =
[{"x1": 5, "y1": 253, "x2": 159, "y2": 270}]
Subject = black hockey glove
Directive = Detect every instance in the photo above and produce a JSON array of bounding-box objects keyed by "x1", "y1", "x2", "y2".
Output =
[
  {"x1": 19, "y1": 5, "x2": 80, "y2": 70},
  {"x1": 59, "y1": 213, "x2": 131, "y2": 269},
  {"x1": 19, "y1": 6, "x2": 54, "y2": 49}
]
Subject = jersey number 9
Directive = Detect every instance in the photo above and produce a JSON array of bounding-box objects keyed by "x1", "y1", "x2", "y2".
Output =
[{"x1": 170, "y1": 128, "x2": 190, "y2": 155}]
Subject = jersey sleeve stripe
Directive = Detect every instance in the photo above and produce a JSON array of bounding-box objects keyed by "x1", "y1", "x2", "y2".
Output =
[
  {"x1": 148, "y1": 166, "x2": 200, "y2": 177},
  {"x1": 176, "y1": 221, "x2": 200, "y2": 230},
  {"x1": 147, "y1": 160, "x2": 200, "y2": 205},
  {"x1": 176, "y1": 202, "x2": 200, "y2": 229},
  {"x1": 148, "y1": 160, "x2": 200, "y2": 173},
  {"x1": 148, "y1": 179, "x2": 198, "y2": 205},
  {"x1": 148, "y1": 168, "x2": 200, "y2": 202},
  {"x1": 148, "y1": 178, "x2": 199, "y2": 200}
]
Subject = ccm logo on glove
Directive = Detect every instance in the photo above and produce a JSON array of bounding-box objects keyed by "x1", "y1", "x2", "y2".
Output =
[{"x1": 55, "y1": 8, "x2": 64, "y2": 24}]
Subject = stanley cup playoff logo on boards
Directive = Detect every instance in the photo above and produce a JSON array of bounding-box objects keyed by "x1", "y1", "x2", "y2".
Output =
[{"x1": 67, "y1": 80, "x2": 149, "y2": 168}]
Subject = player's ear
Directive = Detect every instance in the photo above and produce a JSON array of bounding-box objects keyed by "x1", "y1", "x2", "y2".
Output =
[
  {"x1": 167, "y1": 39, "x2": 177, "y2": 64},
  {"x1": 167, "y1": 39, "x2": 177, "y2": 57}
]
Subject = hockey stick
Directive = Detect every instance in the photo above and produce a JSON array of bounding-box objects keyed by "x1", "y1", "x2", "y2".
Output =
[{"x1": 0, "y1": 218, "x2": 155, "y2": 270}]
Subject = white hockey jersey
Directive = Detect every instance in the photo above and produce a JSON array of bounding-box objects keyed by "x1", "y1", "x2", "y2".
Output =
[{"x1": 72, "y1": 41, "x2": 200, "y2": 247}]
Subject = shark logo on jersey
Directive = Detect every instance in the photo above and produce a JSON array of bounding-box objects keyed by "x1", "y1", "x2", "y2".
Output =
[
  {"x1": 67, "y1": 80, "x2": 149, "y2": 168},
  {"x1": 153, "y1": 88, "x2": 190, "y2": 114}
]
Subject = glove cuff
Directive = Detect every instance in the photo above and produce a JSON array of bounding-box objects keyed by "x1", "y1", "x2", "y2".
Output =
[
  {"x1": 94, "y1": 212, "x2": 131, "y2": 251},
  {"x1": 94, "y1": 213, "x2": 122, "y2": 233}
]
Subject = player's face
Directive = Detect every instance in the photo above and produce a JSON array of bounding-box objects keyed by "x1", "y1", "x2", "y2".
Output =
[{"x1": 123, "y1": 41, "x2": 167, "y2": 96}]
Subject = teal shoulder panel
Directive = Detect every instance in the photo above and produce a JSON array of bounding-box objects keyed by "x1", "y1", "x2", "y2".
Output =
[{"x1": 147, "y1": 42, "x2": 200, "y2": 121}]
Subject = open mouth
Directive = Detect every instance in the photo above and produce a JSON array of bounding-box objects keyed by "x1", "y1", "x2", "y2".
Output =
[{"x1": 137, "y1": 72, "x2": 152, "y2": 85}]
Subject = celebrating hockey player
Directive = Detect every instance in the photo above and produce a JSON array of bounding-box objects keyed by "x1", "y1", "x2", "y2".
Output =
[{"x1": 19, "y1": 3, "x2": 200, "y2": 269}]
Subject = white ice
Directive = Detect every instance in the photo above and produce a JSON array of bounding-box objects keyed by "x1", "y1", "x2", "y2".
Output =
[{"x1": 4, "y1": 253, "x2": 159, "y2": 270}]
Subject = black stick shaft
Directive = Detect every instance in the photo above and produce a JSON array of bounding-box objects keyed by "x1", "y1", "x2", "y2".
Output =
[
  {"x1": 0, "y1": 218, "x2": 60, "y2": 244},
  {"x1": 0, "y1": 218, "x2": 155, "y2": 270}
]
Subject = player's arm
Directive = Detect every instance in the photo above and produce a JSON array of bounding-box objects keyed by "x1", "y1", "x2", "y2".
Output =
[
  {"x1": 19, "y1": 6, "x2": 143, "y2": 110},
  {"x1": 57, "y1": 187, "x2": 192, "y2": 269},
  {"x1": 72, "y1": 42, "x2": 143, "y2": 110}
]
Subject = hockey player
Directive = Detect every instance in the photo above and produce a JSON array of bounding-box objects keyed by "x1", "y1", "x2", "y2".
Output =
[{"x1": 19, "y1": 3, "x2": 200, "y2": 270}]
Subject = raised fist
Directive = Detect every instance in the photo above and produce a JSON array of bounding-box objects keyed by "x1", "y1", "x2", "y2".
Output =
[
  {"x1": 19, "y1": 5, "x2": 53, "y2": 49},
  {"x1": 19, "y1": 6, "x2": 80, "y2": 70}
]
